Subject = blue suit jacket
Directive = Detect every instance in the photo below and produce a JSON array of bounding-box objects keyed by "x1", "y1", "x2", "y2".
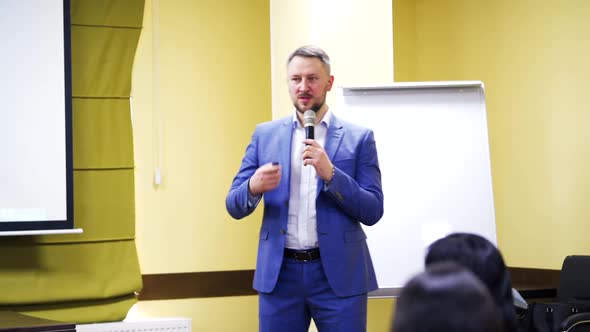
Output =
[{"x1": 226, "y1": 114, "x2": 384, "y2": 297}]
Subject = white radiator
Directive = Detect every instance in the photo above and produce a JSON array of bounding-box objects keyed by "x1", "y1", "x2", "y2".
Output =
[{"x1": 76, "y1": 318, "x2": 191, "y2": 332}]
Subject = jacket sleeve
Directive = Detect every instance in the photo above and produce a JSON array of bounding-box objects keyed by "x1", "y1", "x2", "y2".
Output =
[
  {"x1": 324, "y1": 130, "x2": 384, "y2": 226},
  {"x1": 225, "y1": 130, "x2": 261, "y2": 219}
]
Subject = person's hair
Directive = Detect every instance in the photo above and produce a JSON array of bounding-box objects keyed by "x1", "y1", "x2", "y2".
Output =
[
  {"x1": 287, "y1": 45, "x2": 331, "y2": 75},
  {"x1": 392, "y1": 262, "x2": 502, "y2": 332},
  {"x1": 425, "y1": 233, "x2": 517, "y2": 332}
]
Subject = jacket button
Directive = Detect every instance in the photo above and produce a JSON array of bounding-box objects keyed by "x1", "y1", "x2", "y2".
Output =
[{"x1": 280, "y1": 229, "x2": 286, "y2": 235}]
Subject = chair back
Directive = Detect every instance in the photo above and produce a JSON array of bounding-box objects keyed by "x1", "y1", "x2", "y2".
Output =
[{"x1": 557, "y1": 256, "x2": 590, "y2": 303}]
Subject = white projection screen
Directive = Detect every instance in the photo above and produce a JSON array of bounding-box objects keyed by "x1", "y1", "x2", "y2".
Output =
[{"x1": 0, "y1": 0, "x2": 76, "y2": 234}]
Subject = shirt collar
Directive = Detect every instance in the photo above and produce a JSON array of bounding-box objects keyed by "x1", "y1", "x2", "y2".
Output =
[{"x1": 292, "y1": 109, "x2": 331, "y2": 129}]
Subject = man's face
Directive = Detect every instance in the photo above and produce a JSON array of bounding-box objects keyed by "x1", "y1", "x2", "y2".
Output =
[{"x1": 287, "y1": 56, "x2": 334, "y2": 113}]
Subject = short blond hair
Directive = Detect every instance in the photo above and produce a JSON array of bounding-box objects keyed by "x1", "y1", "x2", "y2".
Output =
[{"x1": 287, "y1": 45, "x2": 331, "y2": 75}]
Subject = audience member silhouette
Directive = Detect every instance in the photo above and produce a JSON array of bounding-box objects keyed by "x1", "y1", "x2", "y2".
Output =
[
  {"x1": 425, "y1": 233, "x2": 517, "y2": 332},
  {"x1": 392, "y1": 261, "x2": 502, "y2": 332}
]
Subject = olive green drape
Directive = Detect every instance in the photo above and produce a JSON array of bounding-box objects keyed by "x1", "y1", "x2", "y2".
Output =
[{"x1": 0, "y1": 0, "x2": 144, "y2": 323}]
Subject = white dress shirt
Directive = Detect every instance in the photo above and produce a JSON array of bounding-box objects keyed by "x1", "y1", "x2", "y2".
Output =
[{"x1": 285, "y1": 110, "x2": 331, "y2": 250}]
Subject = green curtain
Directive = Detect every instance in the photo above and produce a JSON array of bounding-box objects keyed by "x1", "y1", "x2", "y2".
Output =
[{"x1": 0, "y1": 0, "x2": 144, "y2": 323}]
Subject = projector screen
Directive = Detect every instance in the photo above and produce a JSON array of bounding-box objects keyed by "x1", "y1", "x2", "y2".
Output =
[{"x1": 0, "y1": 0, "x2": 75, "y2": 234}]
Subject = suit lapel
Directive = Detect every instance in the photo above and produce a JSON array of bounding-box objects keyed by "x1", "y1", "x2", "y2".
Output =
[
  {"x1": 317, "y1": 115, "x2": 344, "y2": 196},
  {"x1": 278, "y1": 118, "x2": 293, "y2": 199},
  {"x1": 325, "y1": 116, "x2": 344, "y2": 161}
]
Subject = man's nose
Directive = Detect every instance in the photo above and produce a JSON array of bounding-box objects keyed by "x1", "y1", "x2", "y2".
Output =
[{"x1": 299, "y1": 79, "x2": 310, "y2": 92}]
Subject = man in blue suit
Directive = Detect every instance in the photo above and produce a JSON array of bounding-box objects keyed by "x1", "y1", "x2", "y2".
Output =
[{"x1": 226, "y1": 45, "x2": 384, "y2": 332}]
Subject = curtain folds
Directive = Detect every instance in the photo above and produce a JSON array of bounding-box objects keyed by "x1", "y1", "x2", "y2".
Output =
[{"x1": 0, "y1": 0, "x2": 145, "y2": 323}]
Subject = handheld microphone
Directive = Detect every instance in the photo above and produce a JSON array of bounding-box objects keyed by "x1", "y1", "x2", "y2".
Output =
[{"x1": 303, "y1": 110, "x2": 316, "y2": 140}]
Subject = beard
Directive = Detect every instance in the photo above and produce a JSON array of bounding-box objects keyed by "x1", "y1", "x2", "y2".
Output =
[{"x1": 294, "y1": 96, "x2": 325, "y2": 113}]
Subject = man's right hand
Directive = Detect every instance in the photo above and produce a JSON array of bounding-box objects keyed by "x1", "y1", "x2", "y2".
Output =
[{"x1": 249, "y1": 162, "x2": 282, "y2": 196}]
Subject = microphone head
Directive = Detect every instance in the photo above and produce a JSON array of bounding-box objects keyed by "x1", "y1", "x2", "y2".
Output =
[{"x1": 303, "y1": 110, "x2": 316, "y2": 128}]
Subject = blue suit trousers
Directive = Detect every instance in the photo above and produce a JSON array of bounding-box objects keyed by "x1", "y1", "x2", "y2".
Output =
[{"x1": 258, "y1": 257, "x2": 368, "y2": 332}]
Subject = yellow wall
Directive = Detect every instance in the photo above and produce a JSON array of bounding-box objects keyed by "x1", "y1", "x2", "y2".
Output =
[
  {"x1": 392, "y1": 0, "x2": 416, "y2": 80},
  {"x1": 132, "y1": 0, "x2": 270, "y2": 275},
  {"x1": 270, "y1": 0, "x2": 394, "y2": 119},
  {"x1": 131, "y1": 0, "x2": 270, "y2": 329},
  {"x1": 131, "y1": 296, "x2": 259, "y2": 331},
  {"x1": 128, "y1": 0, "x2": 590, "y2": 330},
  {"x1": 394, "y1": 0, "x2": 590, "y2": 268}
]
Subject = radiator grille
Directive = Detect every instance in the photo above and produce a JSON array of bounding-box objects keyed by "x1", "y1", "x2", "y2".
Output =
[{"x1": 76, "y1": 318, "x2": 191, "y2": 332}]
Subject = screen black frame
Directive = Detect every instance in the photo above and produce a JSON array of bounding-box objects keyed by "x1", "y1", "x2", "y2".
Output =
[{"x1": 0, "y1": 0, "x2": 74, "y2": 232}]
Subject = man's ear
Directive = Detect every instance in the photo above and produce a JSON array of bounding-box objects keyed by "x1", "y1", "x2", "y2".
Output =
[{"x1": 327, "y1": 75, "x2": 335, "y2": 91}]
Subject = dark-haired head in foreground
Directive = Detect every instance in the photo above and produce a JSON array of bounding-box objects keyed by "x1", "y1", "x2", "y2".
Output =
[
  {"x1": 392, "y1": 262, "x2": 502, "y2": 332},
  {"x1": 425, "y1": 232, "x2": 516, "y2": 332}
]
